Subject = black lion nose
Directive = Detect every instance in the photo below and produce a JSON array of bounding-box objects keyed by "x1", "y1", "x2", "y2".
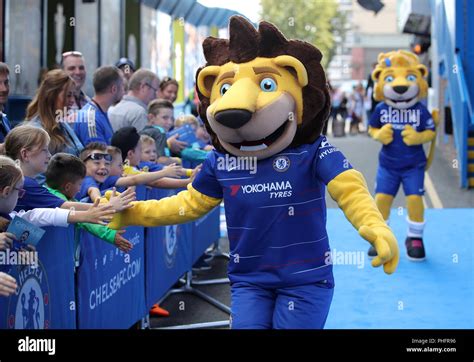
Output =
[
  {"x1": 393, "y1": 85, "x2": 408, "y2": 94},
  {"x1": 215, "y1": 109, "x2": 252, "y2": 129}
]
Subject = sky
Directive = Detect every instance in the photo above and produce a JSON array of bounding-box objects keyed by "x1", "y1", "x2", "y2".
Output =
[{"x1": 197, "y1": 0, "x2": 262, "y2": 23}]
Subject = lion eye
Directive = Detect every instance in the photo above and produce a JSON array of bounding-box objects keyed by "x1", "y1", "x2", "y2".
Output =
[
  {"x1": 384, "y1": 75, "x2": 394, "y2": 82},
  {"x1": 260, "y1": 78, "x2": 277, "y2": 92},
  {"x1": 220, "y1": 83, "x2": 231, "y2": 96},
  {"x1": 406, "y1": 74, "x2": 417, "y2": 82}
]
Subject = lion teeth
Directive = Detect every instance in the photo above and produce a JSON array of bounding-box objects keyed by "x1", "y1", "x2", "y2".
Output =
[{"x1": 240, "y1": 144, "x2": 268, "y2": 151}]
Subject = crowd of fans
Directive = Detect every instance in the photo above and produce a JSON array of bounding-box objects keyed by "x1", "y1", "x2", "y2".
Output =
[{"x1": 0, "y1": 52, "x2": 214, "y2": 317}]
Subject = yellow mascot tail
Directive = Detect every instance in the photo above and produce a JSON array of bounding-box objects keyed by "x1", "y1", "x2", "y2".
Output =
[{"x1": 425, "y1": 109, "x2": 439, "y2": 170}]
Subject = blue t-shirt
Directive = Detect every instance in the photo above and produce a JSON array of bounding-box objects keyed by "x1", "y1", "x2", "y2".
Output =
[
  {"x1": 370, "y1": 102, "x2": 435, "y2": 169},
  {"x1": 74, "y1": 101, "x2": 114, "y2": 146},
  {"x1": 192, "y1": 136, "x2": 352, "y2": 288},
  {"x1": 0, "y1": 113, "x2": 12, "y2": 142},
  {"x1": 77, "y1": 175, "x2": 121, "y2": 201},
  {"x1": 15, "y1": 177, "x2": 65, "y2": 212}
]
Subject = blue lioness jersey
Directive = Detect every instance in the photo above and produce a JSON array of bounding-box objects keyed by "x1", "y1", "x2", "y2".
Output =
[
  {"x1": 370, "y1": 102, "x2": 435, "y2": 169},
  {"x1": 192, "y1": 136, "x2": 352, "y2": 288}
]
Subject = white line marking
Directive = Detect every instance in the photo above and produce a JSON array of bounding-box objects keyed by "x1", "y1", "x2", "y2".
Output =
[{"x1": 424, "y1": 171, "x2": 443, "y2": 208}]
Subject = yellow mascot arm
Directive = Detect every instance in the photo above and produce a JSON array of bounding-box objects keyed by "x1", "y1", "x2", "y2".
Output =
[
  {"x1": 401, "y1": 125, "x2": 435, "y2": 146},
  {"x1": 368, "y1": 124, "x2": 393, "y2": 145},
  {"x1": 108, "y1": 183, "x2": 222, "y2": 229},
  {"x1": 327, "y1": 169, "x2": 399, "y2": 274}
]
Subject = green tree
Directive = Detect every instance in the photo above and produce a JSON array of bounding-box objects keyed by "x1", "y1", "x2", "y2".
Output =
[{"x1": 260, "y1": 0, "x2": 341, "y2": 68}]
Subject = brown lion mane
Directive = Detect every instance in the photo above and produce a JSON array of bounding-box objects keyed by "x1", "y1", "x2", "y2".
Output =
[{"x1": 195, "y1": 16, "x2": 331, "y2": 153}]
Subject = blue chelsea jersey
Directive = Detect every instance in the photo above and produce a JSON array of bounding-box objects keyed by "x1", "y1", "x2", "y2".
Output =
[
  {"x1": 370, "y1": 102, "x2": 435, "y2": 169},
  {"x1": 74, "y1": 101, "x2": 114, "y2": 146},
  {"x1": 192, "y1": 136, "x2": 352, "y2": 288}
]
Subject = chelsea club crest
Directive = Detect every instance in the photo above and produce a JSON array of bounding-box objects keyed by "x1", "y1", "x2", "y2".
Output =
[
  {"x1": 7, "y1": 262, "x2": 51, "y2": 329},
  {"x1": 273, "y1": 156, "x2": 290, "y2": 172},
  {"x1": 164, "y1": 225, "x2": 178, "y2": 268}
]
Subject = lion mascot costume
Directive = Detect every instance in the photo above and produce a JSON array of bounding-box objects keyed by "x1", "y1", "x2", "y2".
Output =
[
  {"x1": 110, "y1": 16, "x2": 399, "y2": 329},
  {"x1": 368, "y1": 50, "x2": 437, "y2": 262}
]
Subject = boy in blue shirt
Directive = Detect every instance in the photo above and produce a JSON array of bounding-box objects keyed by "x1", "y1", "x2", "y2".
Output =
[{"x1": 140, "y1": 99, "x2": 184, "y2": 165}]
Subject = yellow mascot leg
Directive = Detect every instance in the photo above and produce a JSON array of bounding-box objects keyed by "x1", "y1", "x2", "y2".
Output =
[
  {"x1": 405, "y1": 194, "x2": 426, "y2": 261},
  {"x1": 375, "y1": 193, "x2": 394, "y2": 221},
  {"x1": 406, "y1": 195, "x2": 424, "y2": 222}
]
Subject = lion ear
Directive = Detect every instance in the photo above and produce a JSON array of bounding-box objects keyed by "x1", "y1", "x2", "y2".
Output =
[
  {"x1": 377, "y1": 52, "x2": 387, "y2": 63},
  {"x1": 417, "y1": 64, "x2": 428, "y2": 78},
  {"x1": 372, "y1": 68, "x2": 383, "y2": 82},
  {"x1": 197, "y1": 66, "x2": 221, "y2": 98},
  {"x1": 274, "y1": 55, "x2": 308, "y2": 87}
]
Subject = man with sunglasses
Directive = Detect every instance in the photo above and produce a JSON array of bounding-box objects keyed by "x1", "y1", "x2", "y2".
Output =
[
  {"x1": 61, "y1": 51, "x2": 90, "y2": 110},
  {"x1": 108, "y1": 69, "x2": 159, "y2": 133},
  {"x1": 75, "y1": 66, "x2": 124, "y2": 146}
]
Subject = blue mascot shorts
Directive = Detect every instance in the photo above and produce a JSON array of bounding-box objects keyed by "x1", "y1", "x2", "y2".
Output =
[
  {"x1": 375, "y1": 164, "x2": 425, "y2": 196},
  {"x1": 230, "y1": 281, "x2": 334, "y2": 329}
]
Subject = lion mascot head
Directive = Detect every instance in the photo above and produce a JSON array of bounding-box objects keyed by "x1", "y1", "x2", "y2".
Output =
[
  {"x1": 195, "y1": 16, "x2": 331, "y2": 160},
  {"x1": 372, "y1": 50, "x2": 428, "y2": 110}
]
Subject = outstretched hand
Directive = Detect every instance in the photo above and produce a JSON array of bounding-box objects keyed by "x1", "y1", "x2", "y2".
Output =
[{"x1": 359, "y1": 225, "x2": 399, "y2": 274}]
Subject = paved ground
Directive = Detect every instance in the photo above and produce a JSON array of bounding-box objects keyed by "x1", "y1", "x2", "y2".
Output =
[{"x1": 150, "y1": 133, "x2": 473, "y2": 329}]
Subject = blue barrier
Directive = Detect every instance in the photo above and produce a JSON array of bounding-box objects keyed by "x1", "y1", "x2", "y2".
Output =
[
  {"x1": 192, "y1": 206, "x2": 221, "y2": 265},
  {"x1": 0, "y1": 225, "x2": 76, "y2": 329},
  {"x1": 0, "y1": 185, "x2": 223, "y2": 329},
  {"x1": 144, "y1": 188, "x2": 193, "y2": 309},
  {"x1": 76, "y1": 187, "x2": 147, "y2": 329},
  {"x1": 76, "y1": 224, "x2": 146, "y2": 328}
]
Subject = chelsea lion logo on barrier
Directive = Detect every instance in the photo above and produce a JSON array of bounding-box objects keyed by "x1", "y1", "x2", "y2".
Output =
[
  {"x1": 7, "y1": 262, "x2": 51, "y2": 329},
  {"x1": 164, "y1": 225, "x2": 178, "y2": 268}
]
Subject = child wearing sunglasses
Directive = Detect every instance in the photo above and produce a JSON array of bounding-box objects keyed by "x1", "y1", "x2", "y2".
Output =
[
  {"x1": 77, "y1": 141, "x2": 182, "y2": 202},
  {"x1": 3, "y1": 125, "x2": 134, "y2": 214}
]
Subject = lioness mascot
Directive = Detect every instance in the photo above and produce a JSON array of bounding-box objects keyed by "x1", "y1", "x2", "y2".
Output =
[{"x1": 368, "y1": 50, "x2": 437, "y2": 262}]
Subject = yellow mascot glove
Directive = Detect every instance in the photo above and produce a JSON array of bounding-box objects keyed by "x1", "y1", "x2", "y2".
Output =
[
  {"x1": 369, "y1": 124, "x2": 393, "y2": 145},
  {"x1": 328, "y1": 169, "x2": 399, "y2": 274},
  {"x1": 102, "y1": 190, "x2": 115, "y2": 201},
  {"x1": 98, "y1": 189, "x2": 117, "y2": 205},
  {"x1": 359, "y1": 225, "x2": 399, "y2": 274},
  {"x1": 108, "y1": 183, "x2": 221, "y2": 230},
  {"x1": 401, "y1": 125, "x2": 435, "y2": 146}
]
